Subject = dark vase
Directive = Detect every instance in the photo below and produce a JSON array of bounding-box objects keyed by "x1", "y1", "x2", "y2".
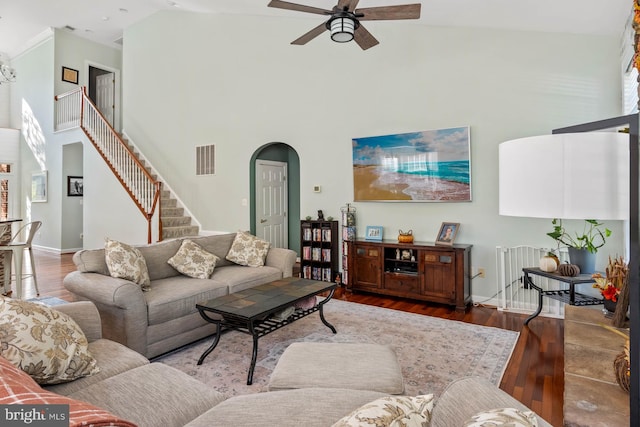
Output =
[
  {"x1": 603, "y1": 298, "x2": 617, "y2": 313},
  {"x1": 567, "y1": 247, "x2": 596, "y2": 274}
]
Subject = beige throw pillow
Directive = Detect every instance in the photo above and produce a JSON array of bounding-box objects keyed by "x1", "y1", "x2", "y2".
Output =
[
  {"x1": 225, "y1": 230, "x2": 271, "y2": 267},
  {"x1": 104, "y1": 238, "x2": 151, "y2": 291},
  {"x1": 332, "y1": 394, "x2": 434, "y2": 427},
  {"x1": 0, "y1": 297, "x2": 100, "y2": 385},
  {"x1": 168, "y1": 239, "x2": 220, "y2": 279}
]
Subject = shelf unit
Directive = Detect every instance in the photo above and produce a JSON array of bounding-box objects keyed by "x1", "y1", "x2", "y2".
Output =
[
  {"x1": 348, "y1": 239, "x2": 472, "y2": 312},
  {"x1": 340, "y1": 204, "x2": 356, "y2": 287},
  {"x1": 300, "y1": 220, "x2": 339, "y2": 282}
]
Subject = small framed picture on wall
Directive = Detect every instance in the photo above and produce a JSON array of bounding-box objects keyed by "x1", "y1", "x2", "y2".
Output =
[
  {"x1": 62, "y1": 66, "x2": 79, "y2": 84},
  {"x1": 67, "y1": 176, "x2": 83, "y2": 197}
]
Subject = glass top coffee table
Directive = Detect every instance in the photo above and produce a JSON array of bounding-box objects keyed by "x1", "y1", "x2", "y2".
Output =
[{"x1": 196, "y1": 277, "x2": 337, "y2": 385}]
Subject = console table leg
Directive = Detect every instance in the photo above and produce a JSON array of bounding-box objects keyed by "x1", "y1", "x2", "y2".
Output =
[
  {"x1": 197, "y1": 322, "x2": 222, "y2": 365},
  {"x1": 524, "y1": 273, "x2": 543, "y2": 326}
]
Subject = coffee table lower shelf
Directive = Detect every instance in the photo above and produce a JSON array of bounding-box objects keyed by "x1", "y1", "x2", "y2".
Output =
[{"x1": 196, "y1": 279, "x2": 337, "y2": 385}]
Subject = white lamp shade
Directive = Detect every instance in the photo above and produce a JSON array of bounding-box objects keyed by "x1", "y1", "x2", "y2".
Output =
[{"x1": 499, "y1": 132, "x2": 629, "y2": 220}]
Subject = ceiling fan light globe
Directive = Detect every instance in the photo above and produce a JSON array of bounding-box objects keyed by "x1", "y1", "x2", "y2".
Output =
[{"x1": 330, "y1": 17, "x2": 355, "y2": 42}]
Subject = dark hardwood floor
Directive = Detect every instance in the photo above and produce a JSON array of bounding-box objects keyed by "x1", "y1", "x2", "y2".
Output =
[{"x1": 21, "y1": 249, "x2": 564, "y2": 427}]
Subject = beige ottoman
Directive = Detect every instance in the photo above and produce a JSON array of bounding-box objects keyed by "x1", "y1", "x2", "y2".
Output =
[{"x1": 268, "y1": 342, "x2": 404, "y2": 394}]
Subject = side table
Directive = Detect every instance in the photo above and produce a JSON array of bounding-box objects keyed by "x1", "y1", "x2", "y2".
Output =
[{"x1": 522, "y1": 267, "x2": 602, "y2": 325}]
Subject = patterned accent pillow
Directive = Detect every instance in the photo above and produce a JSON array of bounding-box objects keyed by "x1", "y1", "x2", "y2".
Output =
[
  {"x1": 168, "y1": 239, "x2": 220, "y2": 279},
  {"x1": 0, "y1": 355, "x2": 136, "y2": 426},
  {"x1": 0, "y1": 297, "x2": 100, "y2": 385},
  {"x1": 332, "y1": 394, "x2": 434, "y2": 427},
  {"x1": 104, "y1": 238, "x2": 151, "y2": 291},
  {"x1": 225, "y1": 230, "x2": 271, "y2": 267},
  {"x1": 463, "y1": 407, "x2": 539, "y2": 427}
]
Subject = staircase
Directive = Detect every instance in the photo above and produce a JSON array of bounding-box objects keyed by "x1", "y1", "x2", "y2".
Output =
[
  {"x1": 160, "y1": 191, "x2": 199, "y2": 239},
  {"x1": 55, "y1": 87, "x2": 199, "y2": 242}
]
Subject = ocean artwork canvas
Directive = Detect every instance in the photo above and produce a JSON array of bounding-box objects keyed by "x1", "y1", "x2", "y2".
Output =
[{"x1": 352, "y1": 126, "x2": 471, "y2": 202}]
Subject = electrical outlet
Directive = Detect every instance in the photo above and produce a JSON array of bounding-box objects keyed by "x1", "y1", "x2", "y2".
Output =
[{"x1": 478, "y1": 268, "x2": 486, "y2": 278}]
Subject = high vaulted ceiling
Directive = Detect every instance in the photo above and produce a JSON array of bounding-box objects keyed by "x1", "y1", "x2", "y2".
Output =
[{"x1": 0, "y1": 0, "x2": 633, "y2": 58}]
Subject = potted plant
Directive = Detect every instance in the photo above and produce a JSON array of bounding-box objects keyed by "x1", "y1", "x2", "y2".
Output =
[{"x1": 546, "y1": 218, "x2": 611, "y2": 273}]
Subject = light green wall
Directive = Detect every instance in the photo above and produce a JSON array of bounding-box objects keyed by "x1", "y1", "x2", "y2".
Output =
[
  {"x1": 117, "y1": 11, "x2": 624, "y2": 300},
  {"x1": 9, "y1": 30, "x2": 123, "y2": 251}
]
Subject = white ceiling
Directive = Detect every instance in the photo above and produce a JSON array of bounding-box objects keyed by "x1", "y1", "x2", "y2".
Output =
[{"x1": 0, "y1": 0, "x2": 633, "y2": 58}]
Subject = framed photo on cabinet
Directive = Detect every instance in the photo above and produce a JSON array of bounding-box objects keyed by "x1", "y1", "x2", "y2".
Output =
[{"x1": 436, "y1": 222, "x2": 459, "y2": 245}]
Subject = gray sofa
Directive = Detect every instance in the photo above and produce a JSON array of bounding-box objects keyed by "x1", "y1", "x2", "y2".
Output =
[
  {"x1": 63, "y1": 233, "x2": 297, "y2": 358},
  {"x1": 38, "y1": 301, "x2": 550, "y2": 427}
]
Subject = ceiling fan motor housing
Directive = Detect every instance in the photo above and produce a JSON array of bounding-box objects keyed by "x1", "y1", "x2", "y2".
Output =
[{"x1": 326, "y1": 11, "x2": 361, "y2": 43}]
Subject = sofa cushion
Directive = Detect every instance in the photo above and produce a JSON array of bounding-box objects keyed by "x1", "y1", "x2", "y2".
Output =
[
  {"x1": 73, "y1": 248, "x2": 109, "y2": 274},
  {"x1": 168, "y1": 239, "x2": 220, "y2": 279},
  {"x1": 44, "y1": 338, "x2": 149, "y2": 396},
  {"x1": 463, "y1": 408, "x2": 539, "y2": 427},
  {"x1": 212, "y1": 264, "x2": 283, "y2": 294},
  {"x1": 225, "y1": 230, "x2": 270, "y2": 267},
  {"x1": 0, "y1": 297, "x2": 100, "y2": 385},
  {"x1": 0, "y1": 355, "x2": 136, "y2": 427},
  {"x1": 332, "y1": 394, "x2": 435, "y2": 427},
  {"x1": 137, "y1": 238, "x2": 183, "y2": 280},
  {"x1": 105, "y1": 238, "x2": 151, "y2": 291},
  {"x1": 184, "y1": 388, "x2": 387, "y2": 427},
  {"x1": 145, "y1": 276, "x2": 229, "y2": 325},
  {"x1": 69, "y1": 363, "x2": 227, "y2": 427},
  {"x1": 190, "y1": 233, "x2": 237, "y2": 267}
]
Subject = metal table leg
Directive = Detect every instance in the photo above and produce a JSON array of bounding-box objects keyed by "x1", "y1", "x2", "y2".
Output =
[
  {"x1": 197, "y1": 319, "x2": 222, "y2": 365},
  {"x1": 523, "y1": 271, "x2": 543, "y2": 325}
]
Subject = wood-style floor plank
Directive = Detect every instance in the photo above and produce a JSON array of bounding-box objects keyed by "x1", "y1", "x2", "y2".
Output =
[{"x1": 17, "y1": 250, "x2": 564, "y2": 427}]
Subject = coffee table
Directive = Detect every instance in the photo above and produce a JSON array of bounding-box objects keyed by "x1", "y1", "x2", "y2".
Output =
[{"x1": 195, "y1": 277, "x2": 337, "y2": 385}]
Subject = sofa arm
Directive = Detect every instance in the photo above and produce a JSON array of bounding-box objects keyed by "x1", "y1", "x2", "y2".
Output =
[
  {"x1": 265, "y1": 248, "x2": 297, "y2": 278},
  {"x1": 63, "y1": 271, "x2": 149, "y2": 356},
  {"x1": 431, "y1": 377, "x2": 552, "y2": 427},
  {"x1": 54, "y1": 301, "x2": 103, "y2": 342}
]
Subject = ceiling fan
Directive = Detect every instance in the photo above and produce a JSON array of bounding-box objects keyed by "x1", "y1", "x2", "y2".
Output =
[{"x1": 267, "y1": 0, "x2": 421, "y2": 50}]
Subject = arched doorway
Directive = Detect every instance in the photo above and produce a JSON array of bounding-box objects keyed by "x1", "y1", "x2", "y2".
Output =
[{"x1": 250, "y1": 143, "x2": 300, "y2": 256}]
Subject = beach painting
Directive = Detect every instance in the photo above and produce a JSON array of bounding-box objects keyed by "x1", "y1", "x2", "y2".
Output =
[{"x1": 352, "y1": 126, "x2": 471, "y2": 202}]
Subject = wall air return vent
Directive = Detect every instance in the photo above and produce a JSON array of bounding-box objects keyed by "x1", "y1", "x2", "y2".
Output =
[{"x1": 196, "y1": 144, "x2": 215, "y2": 176}]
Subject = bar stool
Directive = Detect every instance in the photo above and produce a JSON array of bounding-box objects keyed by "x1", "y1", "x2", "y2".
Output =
[{"x1": 0, "y1": 221, "x2": 42, "y2": 299}]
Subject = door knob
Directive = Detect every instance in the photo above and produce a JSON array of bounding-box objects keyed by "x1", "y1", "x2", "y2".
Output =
[{"x1": 260, "y1": 219, "x2": 267, "y2": 223}]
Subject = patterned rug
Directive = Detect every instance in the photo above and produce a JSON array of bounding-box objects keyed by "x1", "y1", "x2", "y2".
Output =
[{"x1": 154, "y1": 299, "x2": 519, "y2": 399}]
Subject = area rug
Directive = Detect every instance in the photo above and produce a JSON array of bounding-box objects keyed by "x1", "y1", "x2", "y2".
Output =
[
  {"x1": 26, "y1": 296, "x2": 68, "y2": 306},
  {"x1": 154, "y1": 299, "x2": 519, "y2": 398}
]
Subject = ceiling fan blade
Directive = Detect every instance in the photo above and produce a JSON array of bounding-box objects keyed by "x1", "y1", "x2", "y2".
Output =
[
  {"x1": 336, "y1": 0, "x2": 360, "y2": 12},
  {"x1": 291, "y1": 22, "x2": 328, "y2": 45},
  {"x1": 356, "y1": 4, "x2": 421, "y2": 20},
  {"x1": 268, "y1": 0, "x2": 332, "y2": 15},
  {"x1": 354, "y1": 25, "x2": 379, "y2": 50}
]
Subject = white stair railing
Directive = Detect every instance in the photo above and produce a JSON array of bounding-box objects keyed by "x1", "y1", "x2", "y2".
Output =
[{"x1": 55, "y1": 87, "x2": 162, "y2": 243}]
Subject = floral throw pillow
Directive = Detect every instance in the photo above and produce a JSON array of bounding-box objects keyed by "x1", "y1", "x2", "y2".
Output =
[
  {"x1": 463, "y1": 407, "x2": 539, "y2": 427},
  {"x1": 168, "y1": 239, "x2": 220, "y2": 279},
  {"x1": 332, "y1": 394, "x2": 434, "y2": 427},
  {"x1": 0, "y1": 297, "x2": 100, "y2": 385},
  {"x1": 104, "y1": 238, "x2": 151, "y2": 291},
  {"x1": 225, "y1": 230, "x2": 271, "y2": 267}
]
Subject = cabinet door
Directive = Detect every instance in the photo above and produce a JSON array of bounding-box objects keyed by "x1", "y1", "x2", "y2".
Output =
[
  {"x1": 422, "y1": 251, "x2": 455, "y2": 300},
  {"x1": 353, "y1": 245, "x2": 382, "y2": 289}
]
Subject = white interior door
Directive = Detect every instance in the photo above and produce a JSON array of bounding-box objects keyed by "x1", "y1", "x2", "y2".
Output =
[
  {"x1": 256, "y1": 160, "x2": 288, "y2": 248},
  {"x1": 95, "y1": 73, "x2": 115, "y2": 127}
]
